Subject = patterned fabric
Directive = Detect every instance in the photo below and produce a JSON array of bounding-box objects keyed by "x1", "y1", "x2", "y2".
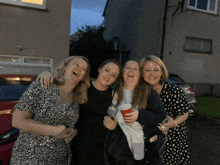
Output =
[
  {"x1": 10, "y1": 81, "x2": 79, "y2": 165},
  {"x1": 160, "y1": 82, "x2": 190, "y2": 165}
]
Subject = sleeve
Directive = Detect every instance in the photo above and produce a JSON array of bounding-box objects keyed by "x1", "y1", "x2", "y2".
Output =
[
  {"x1": 13, "y1": 81, "x2": 41, "y2": 114},
  {"x1": 171, "y1": 85, "x2": 189, "y2": 116},
  {"x1": 136, "y1": 88, "x2": 166, "y2": 126}
]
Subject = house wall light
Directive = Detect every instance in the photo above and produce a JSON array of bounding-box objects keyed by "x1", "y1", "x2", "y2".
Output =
[{"x1": 17, "y1": 46, "x2": 23, "y2": 51}]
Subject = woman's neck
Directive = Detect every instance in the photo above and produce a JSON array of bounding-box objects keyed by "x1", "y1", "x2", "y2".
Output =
[
  {"x1": 152, "y1": 83, "x2": 162, "y2": 94},
  {"x1": 124, "y1": 84, "x2": 135, "y2": 90},
  {"x1": 92, "y1": 80, "x2": 108, "y2": 91}
]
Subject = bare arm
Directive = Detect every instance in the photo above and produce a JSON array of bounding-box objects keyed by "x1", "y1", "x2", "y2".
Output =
[
  {"x1": 36, "y1": 71, "x2": 54, "y2": 89},
  {"x1": 12, "y1": 110, "x2": 70, "y2": 139},
  {"x1": 158, "y1": 113, "x2": 189, "y2": 131}
]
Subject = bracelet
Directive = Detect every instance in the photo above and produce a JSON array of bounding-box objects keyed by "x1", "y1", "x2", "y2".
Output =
[{"x1": 174, "y1": 120, "x2": 178, "y2": 127}]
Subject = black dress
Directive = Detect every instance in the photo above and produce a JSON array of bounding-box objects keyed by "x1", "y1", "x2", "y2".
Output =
[
  {"x1": 71, "y1": 82, "x2": 113, "y2": 165},
  {"x1": 160, "y1": 82, "x2": 190, "y2": 165}
]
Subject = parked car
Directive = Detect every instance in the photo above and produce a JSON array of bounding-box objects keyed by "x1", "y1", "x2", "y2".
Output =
[
  {"x1": 167, "y1": 72, "x2": 197, "y2": 116},
  {"x1": 0, "y1": 74, "x2": 35, "y2": 165}
]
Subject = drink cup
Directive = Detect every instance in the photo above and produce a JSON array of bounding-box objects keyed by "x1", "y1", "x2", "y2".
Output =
[{"x1": 118, "y1": 104, "x2": 132, "y2": 123}]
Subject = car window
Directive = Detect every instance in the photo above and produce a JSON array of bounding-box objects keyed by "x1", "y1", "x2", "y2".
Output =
[
  {"x1": 0, "y1": 78, "x2": 32, "y2": 101},
  {"x1": 167, "y1": 75, "x2": 186, "y2": 85}
]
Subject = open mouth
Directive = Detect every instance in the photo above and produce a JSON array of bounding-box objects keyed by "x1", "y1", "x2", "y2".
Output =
[{"x1": 128, "y1": 75, "x2": 134, "y2": 77}]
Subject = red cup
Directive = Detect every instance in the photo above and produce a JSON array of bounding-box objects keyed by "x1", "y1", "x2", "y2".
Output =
[{"x1": 118, "y1": 104, "x2": 132, "y2": 123}]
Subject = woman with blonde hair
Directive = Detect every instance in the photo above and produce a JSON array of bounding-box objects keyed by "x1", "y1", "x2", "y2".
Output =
[
  {"x1": 36, "y1": 59, "x2": 121, "y2": 165},
  {"x1": 10, "y1": 56, "x2": 90, "y2": 165},
  {"x1": 140, "y1": 55, "x2": 190, "y2": 165}
]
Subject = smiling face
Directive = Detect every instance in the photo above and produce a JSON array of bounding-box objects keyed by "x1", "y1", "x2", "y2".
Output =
[
  {"x1": 97, "y1": 62, "x2": 120, "y2": 86},
  {"x1": 64, "y1": 58, "x2": 88, "y2": 85},
  {"x1": 123, "y1": 60, "x2": 140, "y2": 89},
  {"x1": 142, "y1": 61, "x2": 162, "y2": 87}
]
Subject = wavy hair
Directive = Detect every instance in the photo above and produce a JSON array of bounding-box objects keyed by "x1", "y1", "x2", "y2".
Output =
[
  {"x1": 54, "y1": 56, "x2": 91, "y2": 104},
  {"x1": 140, "y1": 55, "x2": 169, "y2": 85},
  {"x1": 116, "y1": 60, "x2": 151, "y2": 109}
]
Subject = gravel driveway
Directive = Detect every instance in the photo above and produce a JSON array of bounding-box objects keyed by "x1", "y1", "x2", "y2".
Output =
[{"x1": 186, "y1": 113, "x2": 220, "y2": 165}]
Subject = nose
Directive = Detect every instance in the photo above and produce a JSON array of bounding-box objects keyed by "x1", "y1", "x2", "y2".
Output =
[
  {"x1": 149, "y1": 71, "x2": 155, "y2": 75},
  {"x1": 107, "y1": 72, "x2": 111, "y2": 77}
]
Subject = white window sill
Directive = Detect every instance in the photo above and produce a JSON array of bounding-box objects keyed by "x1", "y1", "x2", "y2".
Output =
[{"x1": 186, "y1": 7, "x2": 219, "y2": 16}]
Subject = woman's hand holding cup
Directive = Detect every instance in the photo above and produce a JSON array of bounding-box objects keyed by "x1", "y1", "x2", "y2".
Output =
[{"x1": 118, "y1": 104, "x2": 139, "y2": 125}]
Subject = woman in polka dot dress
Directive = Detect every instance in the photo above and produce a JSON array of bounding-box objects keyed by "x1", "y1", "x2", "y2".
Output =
[{"x1": 140, "y1": 55, "x2": 190, "y2": 165}]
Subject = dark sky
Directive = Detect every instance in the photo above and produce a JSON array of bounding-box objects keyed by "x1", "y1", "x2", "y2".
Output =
[{"x1": 70, "y1": 0, "x2": 107, "y2": 35}]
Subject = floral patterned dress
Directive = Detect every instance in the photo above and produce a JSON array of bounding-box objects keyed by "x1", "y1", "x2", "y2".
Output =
[
  {"x1": 10, "y1": 81, "x2": 79, "y2": 165},
  {"x1": 160, "y1": 82, "x2": 190, "y2": 165}
]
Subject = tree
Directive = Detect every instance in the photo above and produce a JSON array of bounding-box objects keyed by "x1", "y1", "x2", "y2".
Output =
[{"x1": 70, "y1": 24, "x2": 119, "y2": 78}]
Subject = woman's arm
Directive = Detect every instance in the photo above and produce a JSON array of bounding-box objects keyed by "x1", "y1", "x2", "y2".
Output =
[
  {"x1": 136, "y1": 88, "x2": 166, "y2": 126},
  {"x1": 158, "y1": 84, "x2": 190, "y2": 131},
  {"x1": 12, "y1": 110, "x2": 71, "y2": 139},
  {"x1": 36, "y1": 71, "x2": 54, "y2": 89}
]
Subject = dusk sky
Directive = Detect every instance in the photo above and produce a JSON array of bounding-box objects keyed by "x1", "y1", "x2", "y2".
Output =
[{"x1": 70, "y1": 0, "x2": 107, "y2": 35}]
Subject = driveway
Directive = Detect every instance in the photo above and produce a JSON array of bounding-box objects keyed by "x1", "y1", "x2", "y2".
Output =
[{"x1": 186, "y1": 113, "x2": 220, "y2": 165}]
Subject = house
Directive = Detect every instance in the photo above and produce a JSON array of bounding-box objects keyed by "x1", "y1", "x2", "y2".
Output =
[
  {"x1": 70, "y1": 31, "x2": 81, "y2": 42},
  {"x1": 0, "y1": 0, "x2": 71, "y2": 75},
  {"x1": 103, "y1": 0, "x2": 220, "y2": 96}
]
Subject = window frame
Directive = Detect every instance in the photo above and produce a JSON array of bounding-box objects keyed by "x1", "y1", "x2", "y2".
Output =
[
  {"x1": 0, "y1": 0, "x2": 46, "y2": 10},
  {"x1": 187, "y1": 0, "x2": 218, "y2": 14},
  {"x1": 0, "y1": 55, "x2": 53, "y2": 69},
  {"x1": 184, "y1": 36, "x2": 213, "y2": 54}
]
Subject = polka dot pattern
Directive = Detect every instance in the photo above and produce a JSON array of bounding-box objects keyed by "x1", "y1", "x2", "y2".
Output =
[{"x1": 160, "y1": 82, "x2": 190, "y2": 165}]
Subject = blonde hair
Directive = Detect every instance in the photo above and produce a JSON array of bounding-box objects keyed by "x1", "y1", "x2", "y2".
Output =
[
  {"x1": 140, "y1": 55, "x2": 169, "y2": 85},
  {"x1": 54, "y1": 56, "x2": 91, "y2": 104},
  {"x1": 116, "y1": 60, "x2": 150, "y2": 109}
]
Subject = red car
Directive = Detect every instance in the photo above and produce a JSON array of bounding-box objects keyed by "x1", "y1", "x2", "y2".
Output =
[{"x1": 0, "y1": 75, "x2": 35, "y2": 165}]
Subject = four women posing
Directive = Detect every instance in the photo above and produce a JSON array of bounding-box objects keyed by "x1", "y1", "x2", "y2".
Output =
[{"x1": 11, "y1": 55, "x2": 190, "y2": 165}]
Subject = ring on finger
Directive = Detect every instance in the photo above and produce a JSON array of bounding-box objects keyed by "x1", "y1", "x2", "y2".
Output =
[{"x1": 160, "y1": 126, "x2": 165, "y2": 129}]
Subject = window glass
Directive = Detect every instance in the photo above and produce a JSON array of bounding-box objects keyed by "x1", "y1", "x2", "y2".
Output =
[
  {"x1": 209, "y1": 0, "x2": 216, "y2": 10},
  {"x1": 197, "y1": 0, "x2": 208, "y2": 10},
  {"x1": 189, "y1": 0, "x2": 196, "y2": 6},
  {"x1": 24, "y1": 58, "x2": 51, "y2": 65},
  {"x1": 0, "y1": 0, "x2": 45, "y2": 9},
  {"x1": 21, "y1": 0, "x2": 43, "y2": 5},
  {"x1": 0, "y1": 56, "x2": 19, "y2": 63},
  {"x1": 185, "y1": 37, "x2": 212, "y2": 54},
  {"x1": 0, "y1": 77, "x2": 32, "y2": 101},
  {"x1": 188, "y1": 0, "x2": 218, "y2": 14}
]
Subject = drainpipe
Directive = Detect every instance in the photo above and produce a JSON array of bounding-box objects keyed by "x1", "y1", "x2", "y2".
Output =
[{"x1": 160, "y1": 0, "x2": 169, "y2": 60}]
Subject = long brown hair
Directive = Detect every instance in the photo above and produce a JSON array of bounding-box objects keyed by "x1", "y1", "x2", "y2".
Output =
[
  {"x1": 54, "y1": 56, "x2": 91, "y2": 104},
  {"x1": 116, "y1": 60, "x2": 151, "y2": 109}
]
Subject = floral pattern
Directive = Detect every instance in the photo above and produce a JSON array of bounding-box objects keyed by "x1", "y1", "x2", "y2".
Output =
[{"x1": 10, "y1": 81, "x2": 79, "y2": 165}]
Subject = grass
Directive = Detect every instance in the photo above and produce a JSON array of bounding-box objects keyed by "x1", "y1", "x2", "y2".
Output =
[{"x1": 196, "y1": 97, "x2": 220, "y2": 118}]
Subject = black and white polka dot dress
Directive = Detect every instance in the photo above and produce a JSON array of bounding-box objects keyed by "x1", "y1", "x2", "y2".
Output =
[{"x1": 160, "y1": 82, "x2": 190, "y2": 165}]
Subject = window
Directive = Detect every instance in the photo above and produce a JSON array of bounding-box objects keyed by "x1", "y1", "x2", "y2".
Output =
[
  {"x1": 0, "y1": 0, "x2": 46, "y2": 9},
  {"x1": 0, "y1": 55, "x2": 53, "y2": 74},
  {"x1": 184, "y1": 36, "x2": 212, "y2": 54},
  {"x1": 188, "y1": 0, "x2": 218, "y2": 14}
]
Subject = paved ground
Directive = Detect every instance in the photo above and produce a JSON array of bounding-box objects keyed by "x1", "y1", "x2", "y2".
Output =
[{"x1": 186, "y1": 113, "x2": 220, "y2": 165}]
